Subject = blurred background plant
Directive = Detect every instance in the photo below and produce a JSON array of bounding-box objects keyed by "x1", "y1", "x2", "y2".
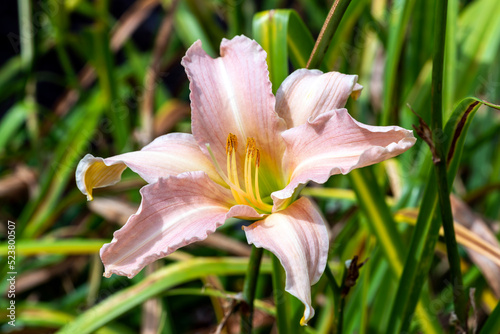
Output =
[{"x1": 1, "y1": 0, "x2": 500, "y2": 333}]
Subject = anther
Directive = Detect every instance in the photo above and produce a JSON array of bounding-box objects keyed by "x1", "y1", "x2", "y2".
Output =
[
  {"x1": 246, "y1": 137, "x2": 256, "y2": 152},
  {"x1": 226, "y1": 133, "x2": 238, "y2": 154},
  {"x1": 255, "y1": 149, "x2": 261, "y2": 167}
]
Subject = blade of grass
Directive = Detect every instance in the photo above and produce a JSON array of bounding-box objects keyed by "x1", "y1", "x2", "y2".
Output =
[
  {"x1": 139, "y1": 0, "x2": 179, "y2": 145},
  {"x1": 445, "y1": 98, "x2": 500, "y2": 185},
  {"x1": 19, "y1": 91, "x2": 105, "y2": 238},
  {"x1": 349, "y1": 167, "x2": 442, "y2": 333},
  {"x1": 479, "y1": 299, "x2": 500, "y2": 334},
  {"x1": 7, "y1": 305, "x2": 133, "y2": 334},
  {"x1": 253, "y1": 9, "x2": 317, "y2": 92},
  {"x1": 253, "y1": 9, "x2": 314, "y2": 88},
  {"x1": 0, "y1": 102, "x2": 30, "y2": 154},
  {"x1": 455, "y1": 0, "x2": 500, "y2": 99},
  {"x1": 443, "y1": 0, "x2": 458, "y2": 117},
  {"x1": 184, "y1": 0, "x2": 225, "y2": 46},
  {"x1": 348, "y1": 168, "x2": 404, "y2": 273},
  {"x1": 18, "y1": 0, "x2": 34, "y2": 71},
  {"x1": 227, "y1": 0, "x2": 245, "y2": 36},
  {"x1": 322, "y1": 0, "x2": 369, "y2": 70},
  {"x1": 386, "y1": 169, "x2": 441, "y2": 333},
  {"x1": 165, "y1": 287, "x2": 276, "y2": 316},
  {"x1": 429, "y1": 0, "x2": 468, "y2": 328},
  {"x1": 17, "y1": 0, "x2": 39, "y2": 146},
  {"x1": 0, "y1": 56, "x2": 24, "y2": 103},
  {"x1": 91, "y1": 22, "x2": 128, "y2": 151},
  {"x1": 174, "y1": 0, "x2": 215, "y2": 57},
  {"x1": 56, "y1": 257, "x2": 271, "y2": 334},
  {"x1": 381, "y1": 0, "x2": 417, "y2": 125},
  {"x1": 306, "y1": 0, "x2": 352, "y2": 69},
  {"x1": 0, "y1": 239, "x2": 108, "y2": 255},
  {"x1": 386, "y1": 98, "x2": 500, "y2": 333},
  {"x1": 253, "y1": 10, "x2": 288, "y2": 93}
]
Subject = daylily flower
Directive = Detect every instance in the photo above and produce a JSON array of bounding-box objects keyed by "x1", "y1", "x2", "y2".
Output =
[{"x1": 76, "y1": 35, "x2": 415, "y2": 325}]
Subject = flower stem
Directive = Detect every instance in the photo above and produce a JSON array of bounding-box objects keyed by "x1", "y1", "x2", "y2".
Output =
[
  {"x1": 324, "y1": 263, "x2": 342, "y2": 333},
  {"x1": 306, "y1": 0, "x2": 352, "y2": 69},
  {"x1": 241, "y1": 245, "x2": 264, "y2": 333},
  {"x1": 271, "y1": 254, "x2": 290, "y2": 334},
  {"x1": 431, "y1": 0, "x2": 467, "y2": 328}
]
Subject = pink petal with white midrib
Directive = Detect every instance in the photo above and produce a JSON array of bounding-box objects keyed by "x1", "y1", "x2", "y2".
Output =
[
  {"x1": 100, "y1": 171, "x2": 262, "y2": 278},
  {"x1": 243, "y1": 197, "x2": 329, "y2": 325},
  {"x1": 181, "y1": 36, "x2": 286, "y2": 179},
  {"x1": 275, "y1": 69, "x2": 362, "y2": 128},
  {"x1": 76, "y1": 133, "x2": 223, "y2": 199},
  {"x1": 272, "y1": 109, "x2": 416, "y2": 208}
]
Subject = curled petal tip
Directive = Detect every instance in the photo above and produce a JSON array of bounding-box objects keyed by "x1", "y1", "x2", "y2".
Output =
[
  {"x1": 75, "y1": 154, "x2": 127, "y2": 200},
  {"x1": 351, "y1": 83, "x2": 363, "y2": 100}
]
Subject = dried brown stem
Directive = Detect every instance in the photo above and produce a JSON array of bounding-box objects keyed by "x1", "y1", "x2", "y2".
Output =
[{"x1": 139, "y1": 0, "x2": 180, "y2": 144}]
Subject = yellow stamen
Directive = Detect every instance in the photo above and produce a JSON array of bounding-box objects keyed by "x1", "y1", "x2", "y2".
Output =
[
  {"x1": 245, "y1": 137, "x2": 254, "y2": 151},
  {"x1": 210, "y1": 134, "x2": 272, "y2": 213},
  {"x1": 244, "y1": 138, "x2": 257, "y2": 201},
  {"x1": 253, "y1": 149, "x2": 267, "y2": 206},
  {"x1": 230, "y1": 147, "x2": 240, "y2": 187},
  {"x1": 206, "y1": 143, "x2": 248, "y2": 202},
  {"x1": 226, "y1": 134, "x2": 242, "y2": 203},
  {"x1": 225, "y1": 133, "x2": 237, "y2": 154}
]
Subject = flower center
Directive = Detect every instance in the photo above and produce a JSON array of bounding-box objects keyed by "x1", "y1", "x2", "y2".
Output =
[{"x1": 206, "y1": 133, "x2": 273, "y2": 213}]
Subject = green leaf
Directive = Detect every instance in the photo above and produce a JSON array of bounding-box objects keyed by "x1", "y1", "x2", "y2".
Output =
[
  {"x1": 0, "y1": 56, "x2": 24, "y2": 103},
  {"x1": 90, "y1": 23, "x2": 129, "y2": 151},
  {"x1": 381, "y1": 0, "x2": 418, "y2": 125},
  {"x1": 252, "y1": 9, "x2": 315, "y2": 92},
  {"x1": 386, "y1": 97, "x2": 500, "y2": 333},
  {"x1": 175, "y1": 1, "x2": 216, "y2": 57},
  {"x1": 184, "y1": 0, "x2": 225, "y2": 47},
  {"x1": 165, "y1": 287, "x2": 276, "y2": 316},
  {"x1": 19, "y1": 91, "x2": 105, "y2": 238},
  {"x1": 8, "y1": 304, "x2": 132, "y2": 334},
  {"x1": 455, "y1": 0, "x2": 500, "y2": 99},
  {"x1": 306, "y1": 0, "x2": 352, "y2": 70},
  {"x1": 57, "y1": 257, "x2": 271, "y2": 334},
  {"x1": 479, "y1": 299, "x2": 500, "y2": 334},
  {"x1": 348, "y1": 167, "x2": 443, "y2": 334},
  {"x1": 444, "y1": 98, "x2": 500, "y2": 184},
  {"x1": 348, "y1": 168, "x2": 404, "y2": 274},
  {"x1": 0, "y1": 239, "x2": 107, "y2": 256},
  {"x1": 322, "y1": 0, "x2": 369, "y2": 70},
  {"x1": 0, "y1": 102, "x2": 30, "y2": 154}
]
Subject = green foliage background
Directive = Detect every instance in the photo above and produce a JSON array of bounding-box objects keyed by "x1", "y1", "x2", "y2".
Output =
[{"x1": 1, "y1": 0, "x2": 500, "y2": 333}]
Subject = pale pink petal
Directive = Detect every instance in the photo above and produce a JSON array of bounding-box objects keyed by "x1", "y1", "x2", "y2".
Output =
[
  {"x1": 75, "y1": 133, "x2": 223, "y2": 200},
  {"x1": 243, "y1": 197, "x2": 329, "y2": 325},
  {"x1": 181, "y1": 36, "x2": 286, "y2": 192},
  {"x1": 272, "y1": 109, "x2": 416, "y2": 207},
  {"x1": 276, "y1": 69, "x2": 363, "y2": 128},
  {"x1": 101, "y1": 171, "x2": 263, "y2": 278}
]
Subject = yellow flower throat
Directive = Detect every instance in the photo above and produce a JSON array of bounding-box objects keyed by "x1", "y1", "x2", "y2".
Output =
[{"x1": 207, "y1": 133, "x2": 273, "y2": 213}]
